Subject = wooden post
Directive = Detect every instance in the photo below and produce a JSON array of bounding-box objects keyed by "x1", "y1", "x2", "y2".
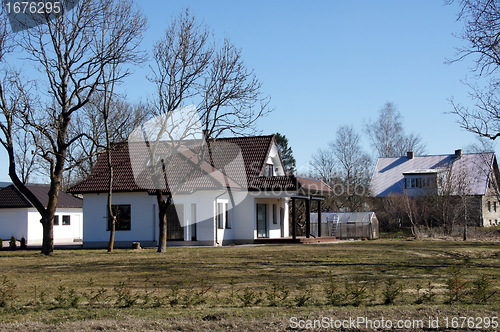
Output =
[
  {"x1": 292, "y1": 197, "x2": 296, "y2": 240},
  {"x1": 305, "y1": 198, "x2": 310, "y2": 238},
  {"x1": 317, "y1": 200, "x2": 322, "y2": 238}
]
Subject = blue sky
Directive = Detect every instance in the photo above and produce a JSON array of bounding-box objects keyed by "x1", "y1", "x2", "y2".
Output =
[{"x1": 0, "y1": 1, "x2": 493, "y2": 181}]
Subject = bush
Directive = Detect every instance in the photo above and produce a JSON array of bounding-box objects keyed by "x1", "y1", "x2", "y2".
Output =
[
  {"x1": 238, "y1": 287, "x2": 262, "y2": 307},
  {"x1": 445, "y1": 267, "x2": 467, "y2": 304},
  {"x1": 20, "y1": 237, "x2": 26, "y2": 250},
  {"x1": 9, "y1": 236, "x2": 16, "y2": 250},
  {"x1": 345, "y1": 276, "x2": 368, "y2": 307},
  {"x1": 471, "y1": 274, "x2": 496, "y2": 304},
  {"x1": 0, "y1": 276, "x2": 17, "y2": 307},
  {"x1": 324, "y1": 272, "x2": 343, "y2": 306},
  {"x1": 382, "y1": 278, "x2": 403, "y2": 305},
  {"x1": 265, "y1": 282, "x2": 289, "y2": 307}
]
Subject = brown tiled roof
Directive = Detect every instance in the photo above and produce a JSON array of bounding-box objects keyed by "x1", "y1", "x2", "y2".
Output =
[
  {"x1": 0, "y1": 185, "x2": 83, "y2": 209},
  {"x1": 296, "y1": 177, "x2": 333, "y2": 194},
  {"x1": 69, "y1": 136, "x2": 276, "y2": 193},
  {"x1": 69, "y1": 135, "x2": 330, "y2": 195}
]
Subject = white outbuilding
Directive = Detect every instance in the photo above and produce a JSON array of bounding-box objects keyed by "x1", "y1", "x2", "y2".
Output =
[{"x1": 0, "y1": 184, "x2": 83, "y2": 245}]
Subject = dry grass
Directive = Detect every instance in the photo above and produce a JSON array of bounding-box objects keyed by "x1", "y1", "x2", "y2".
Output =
[{"x1": 0, "y1": 239, "x2": 498, "y2": 331}]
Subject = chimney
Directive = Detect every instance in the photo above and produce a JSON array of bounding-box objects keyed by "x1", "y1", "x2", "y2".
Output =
[
  {"x1": 202, "y1": 129, "x2": 209, "y2": 141},
  {"x1": 455, "y1": 149, "x2": 462, "y2": 158},
  {"x1": 407, "y1": 151, "x2": 414, "y2": 159}
]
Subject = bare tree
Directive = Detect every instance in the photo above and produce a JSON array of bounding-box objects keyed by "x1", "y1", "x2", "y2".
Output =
[
  {"x1": 65, "y1": 96, "x2": 148, "y2": 188},
  {"x1": 311, "y1": 125, "x2": 371, "y2": 212},
  {"x1": 147, "y1": 10, "x2": 270, "y2": 252},
  {"x1": 366, "y1": 102, "x2": 426, "y2": 157},
  {"x1": 0, "y1": 0, "x2": 146, "y2": 255},
  {"x1": 449, "y1": 0, "x2": 500, "y2": 140},
  {"x1": 465, "y1": 136, "x2": 496, "y2": 154}
]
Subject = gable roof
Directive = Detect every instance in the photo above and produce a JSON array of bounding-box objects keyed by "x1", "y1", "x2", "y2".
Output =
[
  {"x1": 370, "y1": 152, "x2": 496, "y2": 197},
  {"x1": 0, "y1": 184, "x2": 83, "y2": 209},
  {"x1": 69, "y1": 135, "x2": 330, "y2": 195}
]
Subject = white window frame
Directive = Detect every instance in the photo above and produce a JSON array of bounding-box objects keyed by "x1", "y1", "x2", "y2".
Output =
[{"x1": 216, "y1": 199, "x2": 231, "y2": 229}]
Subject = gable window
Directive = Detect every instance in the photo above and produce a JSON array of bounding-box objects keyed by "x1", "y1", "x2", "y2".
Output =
[
  {"x1": 53, "y1": 215, "x2": 59, "y2": 226},
  {"x1": 108, "y1": 204, "x2": 131, "y2": 231},
  {"x1": 62, "y1": 215, "x2": 71, "y2": 225},
  {"x1": 264, "y1": 164, "x2": 274, "y2": 177}
]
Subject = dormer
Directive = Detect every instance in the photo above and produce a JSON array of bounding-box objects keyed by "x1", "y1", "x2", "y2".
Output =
[
  {"x1": 261, "y1": 138, "x2": 286, "y2": 177},
  {"x1": 402, "y1": 169, "x2": 441, "y2": 194}
]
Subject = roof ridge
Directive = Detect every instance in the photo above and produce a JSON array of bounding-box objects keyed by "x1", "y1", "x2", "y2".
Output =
[{"x1": 377, "y1": 151, "x2": 495, "y2": 159}]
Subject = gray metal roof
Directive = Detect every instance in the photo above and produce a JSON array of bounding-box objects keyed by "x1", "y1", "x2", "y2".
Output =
[{"x1": 370, "y1": 152, "x2": 495, "y2": 197}]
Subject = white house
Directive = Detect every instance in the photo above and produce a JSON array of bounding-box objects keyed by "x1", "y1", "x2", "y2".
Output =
[
  {"x1": 0, "y1": 184, "x2": 83, "y2": 244},
  {"x1": 69, "y1": 135, "x2": 331, "y2": 247}
]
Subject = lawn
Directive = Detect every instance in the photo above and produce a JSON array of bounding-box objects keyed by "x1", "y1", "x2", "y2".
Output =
[{"x1": 0, "y1": 239, "x2": 498, "y2": 331}]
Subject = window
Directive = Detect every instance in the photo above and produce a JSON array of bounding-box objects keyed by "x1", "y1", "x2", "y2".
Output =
[
  {"x1": 273, "y1": 204, "x2": 278, "y2": 224},
  {"x1": 495, "y1": 201, "x2": 497, "y2": 212},
  {"x1": 216, "y1": 202, "x2": 224, "y2": 229},
  {"x1": 62, "y1": 215, "x2": 70, "y2": 225},
  {"x1": 264, "y1": 164, "x2": 274, "y2": 177},
  {"x1": 53, "y1": 215, "x2": 59, "y2": 226},
  {"x1": 488, "y1": 201, "x2": 491, "y2": 212},
  {"x1": 167, "y1": 204, "x2": 184, "y2": 240},
  {"x1": 191, "y1": 204, "x2": 197, "y2": 241},
  {"x1": 216, "y1": 201, "x2": 230, "y2": 229},
  {"x1": 108, "y1": 204, "x2": 131, "y2": 231},
  {"x1": 225, "y1": 207, "x2": 231, "y2": 229}
]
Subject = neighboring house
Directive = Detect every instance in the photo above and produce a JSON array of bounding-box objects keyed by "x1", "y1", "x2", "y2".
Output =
[
  {"x1": 310, "y1": 212, "x2": 379, "y2": 240},
  {"x1": 370, "y1": 149, "x2": 500, "y2": 227},
  {"x1": 69, "y1": 135, "x2": 331, "y2": 247},
  {"x1": 0, "y1": 184, "x2": 83, "y2": 244}
]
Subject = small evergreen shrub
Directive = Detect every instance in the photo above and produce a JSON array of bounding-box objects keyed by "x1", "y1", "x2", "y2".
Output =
[
  {"x1": 382, "y1": 278, "x2": 404, "y2": 305},
  {"x1": 471, "y1": 274, "x2": 496, "y2": 304},
  {"x1": 9, "y1": 236, "x2": 16, "y2": 250},
  {"x1": 20, "y1": 237, "x2": 26, "y2": 250}
]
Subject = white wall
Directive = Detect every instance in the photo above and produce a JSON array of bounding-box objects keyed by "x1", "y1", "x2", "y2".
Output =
[
  {"x1": 0, "y1": 207, "x2": 82, "y2": 244},
  {"x1": 254, "y1": 197, "x2": 287, "y2": 239},
  {"x1": 27, "y1": 208, "x2": 83, "y2": 244},
  {"x1": 82, "y1": 189, "x2": 292, "y2": 246},
  {"x1": 0, "y1": 209, "x2": 28, "y2": 241},
  {"x1": 265, "y1": 142, "x2": 286, "y2": 176},
  {"x1": 83, "y1": 192, "x2": 156, "y2": 244}
]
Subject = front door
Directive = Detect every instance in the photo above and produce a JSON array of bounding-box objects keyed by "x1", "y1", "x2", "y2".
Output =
[{"x1": 257, "y1": 204, "x2": 268, "y2": 238}]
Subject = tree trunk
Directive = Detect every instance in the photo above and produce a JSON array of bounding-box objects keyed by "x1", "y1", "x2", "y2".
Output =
[
  {"x1": 158, "y1": 205, "x2": 167, "y2": 253},
  {"x1": 156, "y1": 190, "x2": 172, "y2": 253},
  {"x1": 41, "y1": 215, "x2": 54, "y2": 255},
  {"x1": 108, "y1": 218, "x2": 116, "y2": 252},
  {"x1": 106, "y1": 137, "x2": 115, "y2": 252}
]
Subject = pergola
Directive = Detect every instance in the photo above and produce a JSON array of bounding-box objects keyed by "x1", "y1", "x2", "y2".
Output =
[{"x1": 290, "y1": 177, "x2": 332, "y2": 239}]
